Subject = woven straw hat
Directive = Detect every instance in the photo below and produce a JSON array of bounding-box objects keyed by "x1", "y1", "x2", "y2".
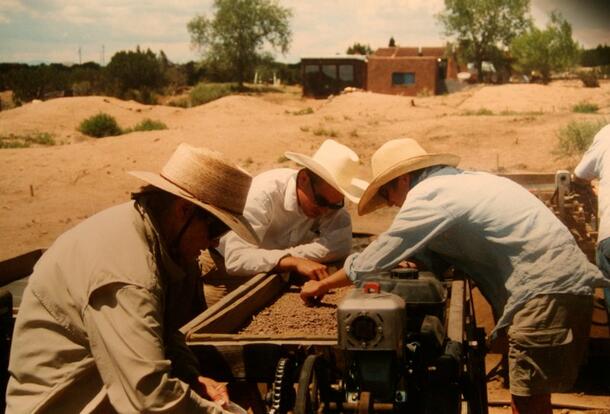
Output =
[
  {"x1": 358, "y1": 138, "x2": 460, "y2": 215},
  {"x1": 129, "y1": 143, "x2": 258, "y2": 244},
  {"x1": 284, "y1": 139, "x2": 368, "y2": 203}
]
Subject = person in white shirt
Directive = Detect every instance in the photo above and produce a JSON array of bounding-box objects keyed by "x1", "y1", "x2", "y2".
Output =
[
  {"x1": 202, "y1": 140, "x2": 367, "y2": 306},
  {"x1": 301, "y1": 138, "x2": 609, "y2": 414},
  {"x1": 573, "y1": 123, "x2": 610, "y2": 318}
]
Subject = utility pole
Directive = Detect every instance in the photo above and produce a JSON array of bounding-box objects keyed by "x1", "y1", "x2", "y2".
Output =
[
  {"x1": 101, "y1": 45, "x2": 105, "y2": 66},
  {"x1": 78, "y1": 46, "x2": 82, "y2": 64}
]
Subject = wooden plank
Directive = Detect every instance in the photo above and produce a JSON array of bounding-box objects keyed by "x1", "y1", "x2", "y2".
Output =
[
  {"x1": 180, "y1": 272, "x2": 271, "y2": 335},
  {"x1": 447, "y1": 280, "x2": 464, "y2": 342},
  {"x1": 186, "y1": 273, "x2": 287, "y2": 336},
  {"x1": 188, "y1": 333, "x2": 336, "y2": 345},
  {"x1": 0, "y1": 249, "x2": 45, "y2": 287}
]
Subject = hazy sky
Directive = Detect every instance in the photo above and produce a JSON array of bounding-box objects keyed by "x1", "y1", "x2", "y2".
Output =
[{"x1": 0, "y1": 0, "x2": 608, "y2": 65}]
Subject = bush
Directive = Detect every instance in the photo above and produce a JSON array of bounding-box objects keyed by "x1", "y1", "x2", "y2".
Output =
[
  {"x1": 578, "y1": 71, "x2": 600, "y2": 88},
  {"x1": 167, "y1": 97, "x2": 189, "y2": 108},
  {"x1": 131, "y1": 118, "x2": 167, "y2": 132},
  {"x1": 189, "y1": 82, "x2": 237, "y2": 106},
  {"x1": 462, "y1": 108, "x2": 494, "y2": 116},
  {"x1": 556, "y1": 119, "x2": 606, "y2": 157},
  {"x1": 0, "y1": 132, "x2": 55, "y2": 148},
  {"x1": 572, "y1": 101, "x2": 599, "y2": 113},
  {"x1": 79, "y1": 113, "x2": 122, "y2": 138}
]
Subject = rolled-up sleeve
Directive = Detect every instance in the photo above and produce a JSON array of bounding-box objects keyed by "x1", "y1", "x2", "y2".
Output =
[
  {"x1": 344, "y1": 199, "x2": 455, "y2": 282},
  {"x1": 84, "y1": 283, "x2": 220, "y2": 413}
]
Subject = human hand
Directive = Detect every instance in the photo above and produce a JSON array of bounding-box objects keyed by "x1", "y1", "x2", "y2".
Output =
[
  {"x1": 278, "y1": 256, "x2": 329, "y2": 280},
  {"x1": 397, "y1": 260, "x2": 418, "y2": 269},
  {"x1": 300, "y1": 280, "x2": 327, "y2": 304},
  {"x1": 198, "y1": 376, "x2": 229, "y2": 407}
]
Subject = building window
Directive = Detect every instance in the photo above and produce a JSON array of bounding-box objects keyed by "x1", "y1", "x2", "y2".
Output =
[
  {"x1": 305, "y1": 65, "x2": 319, "y2": 73},
  {"x1": 339, "y1": 65, "x2": 354, "y2": 81},
  {"x1": 392, "y1": 72, "x2": 415, "y2": 85},
  {"x1": 322, "y1": 65, "x2": 337, "y2": 79}
]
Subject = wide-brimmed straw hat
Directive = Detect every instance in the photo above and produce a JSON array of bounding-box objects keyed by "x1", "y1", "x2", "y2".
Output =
[
  {"x1": 284, "y1": 139, "x2": 368, "y2": 203},
  {"x1": 358, "y1": 138, "x2": 460, "y2": 215},
  {"x1": 129, "y1": 143, "x2": 258, "y2": 244}
]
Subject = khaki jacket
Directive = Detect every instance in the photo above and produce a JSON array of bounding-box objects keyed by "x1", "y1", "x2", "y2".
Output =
[{"x1": 7, "y1": 201, "x2": 226, "y2": 413}]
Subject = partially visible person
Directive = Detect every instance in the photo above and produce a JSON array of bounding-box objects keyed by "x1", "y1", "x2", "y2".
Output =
[
  {"x1": 6, "y1": 144, "x2": 257, "y2": 413},
  {"x1": 574, "y1": 123, "x2": 610, "y2": 317},
  {"x1": 301, "y1": 138, "x2": 610, "y2": 414},
  {"x1": 202, "y1": 140, "x2": 367, "y2": 306}
]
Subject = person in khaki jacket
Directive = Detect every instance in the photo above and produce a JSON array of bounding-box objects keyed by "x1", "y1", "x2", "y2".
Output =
[{"x1": 6, "y1": 144, "x2": 257, "y2": 413}]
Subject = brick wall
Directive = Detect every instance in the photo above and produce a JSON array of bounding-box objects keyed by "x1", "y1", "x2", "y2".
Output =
[{"x1": 367, "y1": 57, "x2": 438, "y2": 96}]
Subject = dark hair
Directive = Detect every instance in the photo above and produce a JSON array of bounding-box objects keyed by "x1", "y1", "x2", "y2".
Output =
[{"x1": 132, "y1": 185, "x2": 179, "y2": 217}]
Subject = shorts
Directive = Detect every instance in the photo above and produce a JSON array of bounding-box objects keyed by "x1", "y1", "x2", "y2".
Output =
[{"x1": 508, "y1": 294, "x2": 593, "y2": 396}]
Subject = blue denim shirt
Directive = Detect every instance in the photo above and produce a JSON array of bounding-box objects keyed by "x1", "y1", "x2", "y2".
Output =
[{"x1": 345, "y1": 167, "x2": 610, "y2": 335}]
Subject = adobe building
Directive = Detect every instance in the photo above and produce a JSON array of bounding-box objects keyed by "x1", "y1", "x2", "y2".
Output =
[
  {"x1": 300, "y1": 47, "x2": 458, "y2": 98},
  {"x1": 300, "y1": 55, "x2": 367, "y2": 98},
  {"x1": 367, "y1": 46, "x2": 458, "y2": 96}
]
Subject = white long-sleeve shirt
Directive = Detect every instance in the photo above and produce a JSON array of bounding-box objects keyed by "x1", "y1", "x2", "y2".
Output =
[
  {"x1": 7, "y1": 202, "x2": 227, "y2": 414},
  {"x1": 574, "y1": 124, "x2": 610, "y2": 241},
  {"x1": 219, "y1": 169, "x2": 352, "y2": 276},
  {"x1": 344, "y1": 167, "x2": 609, "y2": 336}
]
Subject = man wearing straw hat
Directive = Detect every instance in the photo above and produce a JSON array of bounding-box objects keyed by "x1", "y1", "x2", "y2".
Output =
[
  {"x1": 300, "y1": 138, "x2": 609, "y2": 414},
  {"x1": 7, "y1": 144, "x2": 257, "y2": 413},
  {"x1": 203, "y1": 139, "x2": 366, "y2": 304}
]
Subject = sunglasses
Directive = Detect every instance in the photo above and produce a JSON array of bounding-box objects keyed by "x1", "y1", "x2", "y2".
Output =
[
  {"x1": 378, "y1": 183, "x2": 390, "y2": 201},
  {"x1": 306, "y1": 171, "x2": 344, "y2": 210}
]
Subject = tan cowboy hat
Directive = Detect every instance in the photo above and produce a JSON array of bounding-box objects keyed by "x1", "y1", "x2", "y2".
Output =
[
  {"x1": 358, "y1": 138, "x2": 460, "y2": 215},
  {"x1": 284, "y1": 139, "x2": 368, "y2": 203},
  {"x1": 129, "y1": 143, "x2": 258, "y2": 244}
]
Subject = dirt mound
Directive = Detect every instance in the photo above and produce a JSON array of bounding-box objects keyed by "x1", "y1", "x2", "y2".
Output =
[
  {"x1": 459, "y1": 80, "x2": 610, "y2": 113},
  {"x1": 1, "y1": 82, "x2": 609, "y2": 258}
]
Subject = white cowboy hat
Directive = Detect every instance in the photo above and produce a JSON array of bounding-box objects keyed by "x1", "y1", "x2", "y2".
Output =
[
  {"x1": 358, "y1": 138, "x2": 460, "y2": 215},
  {"x1": 284, "y1": 139, "x2": 368, "y2": 203},
  {"x1": 129, "y1": 143, "x2": 258, "y2": 244}
]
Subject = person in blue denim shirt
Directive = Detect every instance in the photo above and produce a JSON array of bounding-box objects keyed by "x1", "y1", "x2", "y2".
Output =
[{"x1": 301, "y1": 138, "x2": 610, "y2": 414}]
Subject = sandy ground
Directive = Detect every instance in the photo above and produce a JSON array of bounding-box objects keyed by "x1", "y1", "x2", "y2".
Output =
[
  {"x1": 1, "y1": 81, "x2": 609, "y2": 258},
  {"x1": 1, "y1": 80, "x2": 610, "y2": 412}
]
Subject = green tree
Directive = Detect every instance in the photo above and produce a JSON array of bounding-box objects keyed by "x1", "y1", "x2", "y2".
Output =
[
  {"x1": 187, "y1": 0, "x2": 292, "y2": 88},
  {"x1": 437, "y1": 0, "x2": 531, "y2": 82},
  {"x1": 511, "y1": 12, "x2": 579, "y2": 84},
  {"x1": 105, "y1": 47, "x2": 165, "y2": 98},
  {"x1": 346, "y1": 42, "x2": 373, "y2": 55}
]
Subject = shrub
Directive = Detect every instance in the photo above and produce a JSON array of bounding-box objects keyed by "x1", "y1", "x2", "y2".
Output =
[
  {"x1": 131, "y1": 118, "x2": 167, "y2": 132},
  {"x1": 556, "y1": 119, "x2": 606, "y2": 157},
  {"x1": 462, "y1": 108, "x2": 494, "y2": 116},
  {"x1": 578, "y1": 71, "x2": 599, "y2": 88},
  {"x1": 167, "y1": 97, "x2": 189, "y2": 108},
  {"x1": 189, "y1": 82, "x2": 237, "y2": 106},
  {"x1": 291, "y1": 107, "x2": 314, "y2": 115},
  {"x1": 572, "y1": 101, "x2": 599, "y2": 113},
  {"x1": 0, "y1": 132, "x2": 55, "y2": 148},
  {"x1": 312, "y1": 127, "x2": 338, "y2": 137},
  {"x1": 79, "y1": 113, "x2": 122, "y2": 138}
]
